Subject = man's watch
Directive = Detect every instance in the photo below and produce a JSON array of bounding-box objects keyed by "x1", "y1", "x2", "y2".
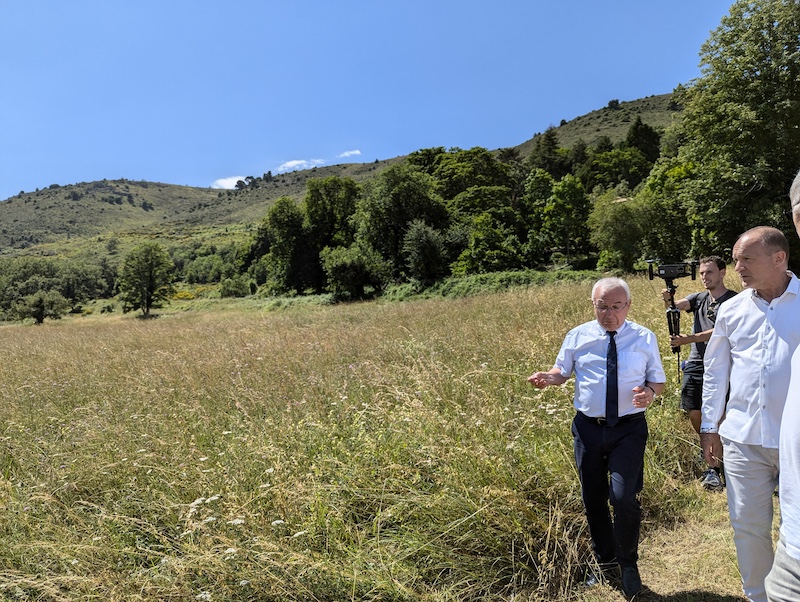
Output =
[{"x1": 699, "y1": 427, "x2": 718, "y2": 434}]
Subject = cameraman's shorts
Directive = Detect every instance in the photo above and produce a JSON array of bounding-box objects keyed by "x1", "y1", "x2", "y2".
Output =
[{"x1": 680, "y1": 363, "x2": 704, "y2": 412}]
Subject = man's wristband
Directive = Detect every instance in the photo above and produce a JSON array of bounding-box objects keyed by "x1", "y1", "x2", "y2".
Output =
[
  {"x1": 699, "y1": 427, "x2": 718, "y2": 434},
  {"x1": 644, "y1": 385, "x2": 656, "y2": 395}
]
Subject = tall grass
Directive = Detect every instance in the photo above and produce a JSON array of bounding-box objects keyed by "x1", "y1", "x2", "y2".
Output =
[{"x1": 0, "y1": 276, "x2": 708, "y2": 601}]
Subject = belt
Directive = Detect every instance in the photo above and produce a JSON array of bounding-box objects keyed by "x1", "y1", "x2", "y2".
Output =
[{"x1": 576, "y1": 411, "x2": 645, "y2": 426}]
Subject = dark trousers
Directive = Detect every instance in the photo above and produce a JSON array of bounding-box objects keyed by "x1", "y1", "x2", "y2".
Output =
[{"x1": 571, "y1": 412, "x2": 648, "y2": 567}]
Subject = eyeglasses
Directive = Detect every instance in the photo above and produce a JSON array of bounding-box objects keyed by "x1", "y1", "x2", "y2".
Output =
[
  {"x1": 707, "y1": 301, "x2": 718, "y2": 321},
  {"x1": 592, "y1": 301, "x2": 629, "y2": 313}
]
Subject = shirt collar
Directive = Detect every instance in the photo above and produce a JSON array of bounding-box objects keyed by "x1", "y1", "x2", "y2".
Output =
[
  {"x1": 595, "y1": 320, "x2": 628, "y2": 336},
  {"x1": 751, "y1": 271, "x2": 800, "y2": 303}
]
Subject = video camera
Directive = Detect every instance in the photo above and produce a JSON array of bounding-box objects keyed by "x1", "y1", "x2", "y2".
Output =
[
  {"x1": 647, "y1": 260, "x2": 698, "y2": 356},
  {"x1": 648, "y1": 262, "x2": 697, "y2": 282}
]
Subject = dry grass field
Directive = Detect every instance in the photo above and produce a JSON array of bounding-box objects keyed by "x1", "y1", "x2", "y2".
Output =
[{"x1": 0, "y1": 275, "x2": 757, "y2": 601}]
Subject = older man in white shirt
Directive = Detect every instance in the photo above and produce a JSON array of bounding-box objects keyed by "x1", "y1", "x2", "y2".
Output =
[{"x1": 701, "y1": 226, "x2": 800, "y2": 602}]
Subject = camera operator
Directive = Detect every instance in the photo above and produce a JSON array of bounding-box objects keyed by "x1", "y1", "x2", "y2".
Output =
[{"x1": 661, "y1": 256, "x2": 736, "y2": 491}]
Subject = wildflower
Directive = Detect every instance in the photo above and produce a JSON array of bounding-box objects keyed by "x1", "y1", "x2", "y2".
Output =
[{"x1": 271, "y1": 519, "x2": 285, "y2": 527}]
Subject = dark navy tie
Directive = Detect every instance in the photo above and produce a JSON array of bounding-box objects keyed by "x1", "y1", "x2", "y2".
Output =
[{"x1": 606, "y1": 331, "x2": 619, "y2": 426}]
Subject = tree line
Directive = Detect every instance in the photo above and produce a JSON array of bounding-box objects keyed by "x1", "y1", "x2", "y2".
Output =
[{"x1": 2, "y1": 0, "x2": 798, "y2": 321}]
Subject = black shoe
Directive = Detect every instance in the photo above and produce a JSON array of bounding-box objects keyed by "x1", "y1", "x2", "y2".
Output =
[
  {"x1": 583, "y1": 563, "x2": 619, "y2": 588},
  {"x1": 620, "y1": 565, "x2": 642, "y2": 598}
]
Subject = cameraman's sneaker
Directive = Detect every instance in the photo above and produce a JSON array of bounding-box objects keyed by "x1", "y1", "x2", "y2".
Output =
[{"x1": 701, "y1": 469, "x2": 724, "y2": 491}]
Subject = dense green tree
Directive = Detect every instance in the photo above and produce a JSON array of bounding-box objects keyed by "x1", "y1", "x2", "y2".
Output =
[
  {"x1": 252, "y1": 197, "x2": 309, "y2": 295},
  {"x1": 588, "y1": 192, "x2": 646, "y2": 271},
  {"x1": 354, "y1": 163, "x2": 448, "y2": 279},
  {"x1": 580, "y1": 147, "x2": 651, "y2": 191},
  {"x1": 520, "y1": 168, "x2": 555, "y2": 226},
  {"x1": 117, "y1": 242, "x2": 176, "y2": 317},
  {"x1": 304, "y1": 176, "x2": 360, "y2": 249},
  {"x1": 432, "y1": 147, "x2": 512, "y2": 201},
  {"x1": 0, "y1": 257, "x2": 106, "y2": 317},
  {"x1": 58, "y1": 261, "x2": 107, "y2": 308},
  {"x1": 402, "y1": 220, "x2": 448, "y2": 286},
  {"x1": 303, "y1": 176, "x2": 361, "y2": 291},
  {"x1": 665, "y1": 0, "x2": 800, "y2": 254},
  {"x1": 12, "y1": 290, "x2": 70, "y2": 324},
  {"x1": 518, "y1": 169, "x2": 556, "y2": 265},
  {"x1": 451, "y1": 210, "x2": 524, "y2": 275},
  {"x1": 320, "y1": 243, "x2": 389, "y2": 301},
  {"x1": 637, "y1": 157, "x2": 706, "y2": 261},
  {"x1": 184, "y1": 254, "x2": 226, "y2": 283},
  {"x1": 542, "y1": 174, "x2": 590, "y2": 262},
  {"x1": 448, "y1": 185, "x2": 513, "y2": 220},
  {"x1": 624, "y1": 116, "x2": 662, "y2": 163},
  {"x1": 527, "y1": 128, "x2": 569, "y2": 179},
  {"x1": 496, "y1": 147, "x2": 530, "y2": 205},
  {"x1": 219, "y1": 275, "x2": 251, "y2": 298},
  {"x1": 406, "y1": 147, "x2": 447, "y2": 175}
]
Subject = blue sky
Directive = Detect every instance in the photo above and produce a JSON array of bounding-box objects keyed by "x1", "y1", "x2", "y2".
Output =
[{"x1": 0, "y1": 1, "x2": 734, "y2": 202}]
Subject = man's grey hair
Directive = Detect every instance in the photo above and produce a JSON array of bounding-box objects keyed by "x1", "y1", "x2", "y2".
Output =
[
  {"x1": 591, "y1": 277, "x2": 630, "y2": 301},
  {"x1": 791, "y1": 169, "x2": 800, "y2": 218}
]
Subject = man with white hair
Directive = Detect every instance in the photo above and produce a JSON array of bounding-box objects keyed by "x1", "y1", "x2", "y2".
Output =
[{"x1": 528, "y1": 277, "x2": 665, "y2": 599}]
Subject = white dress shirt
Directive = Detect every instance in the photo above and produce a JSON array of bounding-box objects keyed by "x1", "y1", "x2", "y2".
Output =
[
  {"x1": 780, "y1": 348, "x2": 800, "y2": 559},
  {"x1": 554, "y1": 319, "x2": 666, "y2": 418},
  {"x1": 701, "y1": 273, "x2": 800, "y2": 448}
]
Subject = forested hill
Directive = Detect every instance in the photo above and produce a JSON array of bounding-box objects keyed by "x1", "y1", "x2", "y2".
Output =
[
  {"x1": 0, "y1": 94, "x2": 674, "y2": 255},
  {"x1": 0, "y1": 159, "x2": 402, "y2": 253}
]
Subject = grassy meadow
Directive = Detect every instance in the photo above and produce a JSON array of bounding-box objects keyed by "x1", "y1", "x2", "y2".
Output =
[{"x1": 0, "y1": 275, "x2": 744, "y2": 601}]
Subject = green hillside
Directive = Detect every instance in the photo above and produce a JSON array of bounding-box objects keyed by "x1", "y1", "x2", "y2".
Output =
[
  {"x1": 0, "y1": 93, "x2": 677, "y2": 258},
  {"x1": 0, "y1": 159, "x2": 402, "y2": 257},
  {"x1": 514, "y1": 93, "x2": 680, "y2": 156}
]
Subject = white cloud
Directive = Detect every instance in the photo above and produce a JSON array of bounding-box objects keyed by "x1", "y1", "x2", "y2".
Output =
[
  {"x1": 211, "y1": 176, "x2": 245, "y2": 189},
  {"x1": 275, "y1": 159, "x2": 326, "y2": 173},
  {"x1": 213, "y1": 151, "x2": 362, "y2": 188}
]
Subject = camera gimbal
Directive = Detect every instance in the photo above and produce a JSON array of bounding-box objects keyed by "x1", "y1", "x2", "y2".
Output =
[{"x1": 648, "y1": 261, "x2": 698, "y2": 371}]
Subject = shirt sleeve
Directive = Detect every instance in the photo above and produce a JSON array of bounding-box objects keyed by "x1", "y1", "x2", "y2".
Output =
[
  {"x1": 701, "y1": 317, "x2": 732, "y2": 431},
  {"x1": 553, "y1": 330, "x2": 576, "y2": 378},
  {"x1": 645, "y1": 330, "x2": 667, "y2": 383},
  {"x1": 686, "y1": 292, "x2": 699, "y2": 314}
]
